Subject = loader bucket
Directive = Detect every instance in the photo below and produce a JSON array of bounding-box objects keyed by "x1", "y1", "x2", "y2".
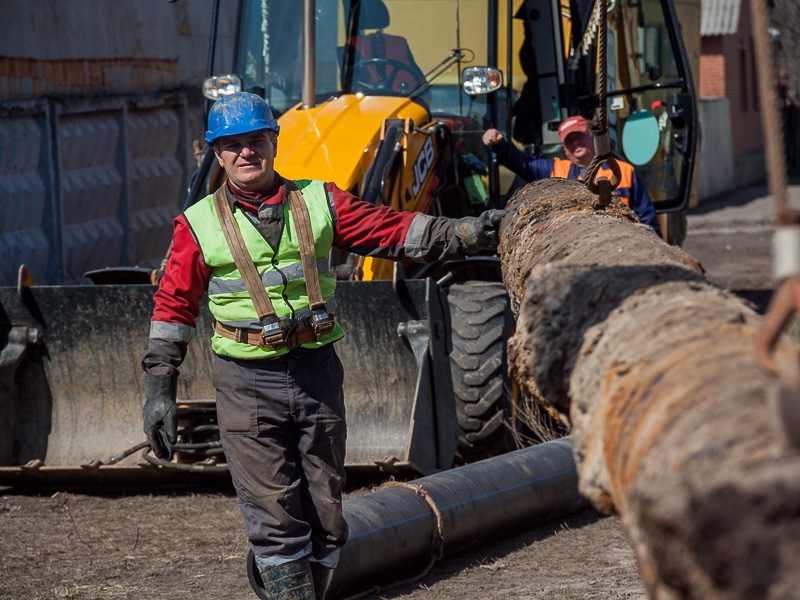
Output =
[{"x1": 0, "y1": 278, "x2": 456, "y2": 485}]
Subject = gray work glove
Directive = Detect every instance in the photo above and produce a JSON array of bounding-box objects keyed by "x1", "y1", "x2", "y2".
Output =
[
  {"x1": 455, "y1": 209, "x2": 504, "y2": 254},
  {"x1": 143, "y1": 373, "x2": 178, "y2": 460}
]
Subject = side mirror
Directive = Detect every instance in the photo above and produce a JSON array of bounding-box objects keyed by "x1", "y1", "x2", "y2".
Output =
[
  {"x1": 461, "y1": 67, "x2": 503, "y2": 96},
  {"x1": 203, "y1": 74, "x2": 243, "y2": 100}
]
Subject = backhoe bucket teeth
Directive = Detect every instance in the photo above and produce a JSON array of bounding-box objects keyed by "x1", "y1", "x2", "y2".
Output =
[{"x1": 0, "y1": 279, "x2": 456, "y2": 485}]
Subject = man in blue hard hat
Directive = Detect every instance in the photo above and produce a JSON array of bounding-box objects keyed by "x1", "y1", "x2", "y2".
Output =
[{"x1": 140, "y1": 92, "x2": 502, "y2": 600}]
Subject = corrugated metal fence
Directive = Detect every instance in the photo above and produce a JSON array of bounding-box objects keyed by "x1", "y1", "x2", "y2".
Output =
[
  {"x1": 0, "y1": 0, "x2": 237, "y2": 285},
  {"x1": 0, "y1": 94, "x2": 206, "y2": 285}
]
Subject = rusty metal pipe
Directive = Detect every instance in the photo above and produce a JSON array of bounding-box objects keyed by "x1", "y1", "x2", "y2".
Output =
[
  {"x1": 328, "y1": 437, "x2": 584, "y2": 598},
  {"x1": 749, "y1": 0, "x2": 791, "y2": 224}
]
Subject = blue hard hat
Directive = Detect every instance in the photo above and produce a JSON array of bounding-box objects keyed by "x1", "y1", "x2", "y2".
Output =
[{"x1": 205, "y1": 92, "x2": 280, "y2": 145}]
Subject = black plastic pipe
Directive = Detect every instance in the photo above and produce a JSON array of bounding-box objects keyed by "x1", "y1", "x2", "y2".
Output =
[{"x1": 329, "y1": 437, "x2": 585, "y2": 598}]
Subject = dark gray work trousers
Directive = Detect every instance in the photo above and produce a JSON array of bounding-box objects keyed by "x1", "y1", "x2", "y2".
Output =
[{"x1": 212, "y1": 344, "x2": 348, "y2": 570}]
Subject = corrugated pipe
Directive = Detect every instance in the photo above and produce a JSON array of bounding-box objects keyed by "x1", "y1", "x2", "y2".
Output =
[{"x1": 329, "y1": 437, "x2": 585, "y2": 598}]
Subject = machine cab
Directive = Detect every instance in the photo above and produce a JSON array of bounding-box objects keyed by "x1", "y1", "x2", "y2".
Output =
[
  {"x1": 513, "y1": 0, "x2": 697, "y2": 213},
  {"x1": 206, "y1": 0, "x2": 696, "y2": 217}
]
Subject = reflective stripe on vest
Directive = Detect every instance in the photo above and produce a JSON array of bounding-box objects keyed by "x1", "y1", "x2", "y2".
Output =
[
  {"x1": 550, "y1": 156, "x2": 635, "y2": 207},
  {"x1": 184, "y1": 179, "x2": 344, "y2": 359}
]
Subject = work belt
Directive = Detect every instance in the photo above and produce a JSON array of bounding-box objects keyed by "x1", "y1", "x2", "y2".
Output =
[{"x1": 212, "y1": 319, "x2": 318, "y2": 349}]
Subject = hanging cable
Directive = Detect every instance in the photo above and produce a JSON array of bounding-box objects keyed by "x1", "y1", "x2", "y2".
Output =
[{"x1": 583, "y1": 0, "x2": 621, "y2": 209}]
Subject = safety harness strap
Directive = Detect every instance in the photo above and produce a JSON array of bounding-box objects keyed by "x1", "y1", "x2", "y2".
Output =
[
  {"x1": 285, "y1": 181, "x2": 325, "y2": 311},
  {"x1": 212, "y1": 186, "x2": 277, "y2": 323},
  {"x1": 285, "y1": 181, "x2": 335, "y2": 337}
]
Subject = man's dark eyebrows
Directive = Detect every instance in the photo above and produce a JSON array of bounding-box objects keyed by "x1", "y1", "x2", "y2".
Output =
[{"x1": 246, "y1": 132, "x2": 270, "y2": 141}]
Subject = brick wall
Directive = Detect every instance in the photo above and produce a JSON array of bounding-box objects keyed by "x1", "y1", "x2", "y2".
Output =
[
  {"x1": 699, "y1": 38, "x2": 725, "y2": 97},
  {"x1": 699, "y1": 0, "x2": 764, "y2": 188}
]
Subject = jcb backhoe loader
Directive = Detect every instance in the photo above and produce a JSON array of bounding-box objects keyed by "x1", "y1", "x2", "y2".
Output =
[{"x1": 0, "y1": 0, "x2": 697, "y2": 484}]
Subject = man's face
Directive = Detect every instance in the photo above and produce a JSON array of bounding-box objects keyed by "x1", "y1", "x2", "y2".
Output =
[
  {"x1": 214, "y1": 130, "x2": 277, "y2": 192},
  {"x1": 562, "y1": 129, "x2": 595, "y2": 167}
]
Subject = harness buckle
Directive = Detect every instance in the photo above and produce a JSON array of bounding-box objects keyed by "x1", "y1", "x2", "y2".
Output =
[
  {"x1": 310, "y1": 309, "x2": 335, "y2": 339},
  {"x1": 261, "y1": 318, "x2": 292, "y2": 348}
]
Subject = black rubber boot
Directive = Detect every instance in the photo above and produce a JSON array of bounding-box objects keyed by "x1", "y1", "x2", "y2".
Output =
[
  {"x1": 259, "y1": 559, "x2": 315, "y2": 600},
  {"x1": 310, "y1": 563, "x2": 334, "y2": 600}
]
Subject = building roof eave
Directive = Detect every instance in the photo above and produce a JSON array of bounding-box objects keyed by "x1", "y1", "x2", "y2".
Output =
[{"x1": 701, "y1": 0, "x2": 742, "y2": 37}]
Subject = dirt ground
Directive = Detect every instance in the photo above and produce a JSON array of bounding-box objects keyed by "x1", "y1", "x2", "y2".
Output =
[
  {"x1": 2, "y1": 182, "x2": 792, "y2": 600},
  {"x1": 0, "y1": 483, "x2": 644, "y2": 600}
]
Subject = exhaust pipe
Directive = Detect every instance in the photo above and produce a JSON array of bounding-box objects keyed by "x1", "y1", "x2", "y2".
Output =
[
  {"x1": 329, "y1": 437, "x2": 584, "y2": 598},
  {"x1": 302, "y1": 0, "x2": 316, "y2": 109}
]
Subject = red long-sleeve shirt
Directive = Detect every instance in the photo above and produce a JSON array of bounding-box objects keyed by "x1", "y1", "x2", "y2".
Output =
[{"x1": 144, "y1": 175, "x2": 462, "y2": 375}]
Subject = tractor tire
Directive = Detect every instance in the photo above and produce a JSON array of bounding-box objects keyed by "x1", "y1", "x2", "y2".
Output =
[{"x1": 447, "y1": 281, "x2": 514, "y2": 464}]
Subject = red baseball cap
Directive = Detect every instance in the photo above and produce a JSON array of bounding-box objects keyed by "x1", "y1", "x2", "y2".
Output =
[{"x1": 557, "y1": 115, "x2": 589, "y2": 143}]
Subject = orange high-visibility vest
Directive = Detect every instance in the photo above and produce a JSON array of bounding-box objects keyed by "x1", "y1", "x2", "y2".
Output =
[{"x1": 551, "y1": 157, "x2": 635, "y2": 207}]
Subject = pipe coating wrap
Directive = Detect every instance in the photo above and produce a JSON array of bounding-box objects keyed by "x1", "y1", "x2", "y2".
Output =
[{"x1": 773, "y1": 226, "x2": 800, "y2": 280}]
